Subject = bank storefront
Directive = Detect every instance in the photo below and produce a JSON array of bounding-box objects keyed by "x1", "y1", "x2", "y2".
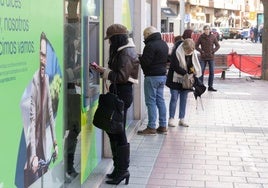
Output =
[{"x1": 0, "y1": 0, "x2": 160, "y2": 187}]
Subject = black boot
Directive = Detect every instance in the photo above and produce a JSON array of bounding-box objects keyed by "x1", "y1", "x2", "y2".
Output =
[
  {"x1": 106, "y1": 141, "x2": 118, "y2": 179},
  {"x1": 106, "y1": 143, "x2": 130, "y2": 185}
]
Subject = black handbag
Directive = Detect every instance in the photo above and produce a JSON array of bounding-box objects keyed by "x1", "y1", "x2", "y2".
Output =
[{"x1": 93, "y1": 85, "x2": 125, "y2": 134}]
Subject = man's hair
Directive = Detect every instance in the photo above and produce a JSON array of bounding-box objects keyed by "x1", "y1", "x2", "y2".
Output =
[{"x1": 203, "y1": 25, "x2": 210, "y2": 30}]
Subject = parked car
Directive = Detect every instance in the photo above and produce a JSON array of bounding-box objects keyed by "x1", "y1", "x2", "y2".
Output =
[
  {"x1": 219, "y1": 27, "x2": 230, "y2": 39},
  {"x1": 234, "y1": 28, "x2": 250, "y2": 40},
  {"x1": 211, "y1": 27, "x2": 223, "y2": 41},
  {"x1": 235, "y1": 29, "x2": 243, "y2": 39}
]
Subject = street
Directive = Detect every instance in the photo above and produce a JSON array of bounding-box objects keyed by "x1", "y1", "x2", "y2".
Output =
[
  {"x1": 217, "y1": 39, "x2": 262, "y2": 55},
  {"x1": 213, "y1": 39, "x2": 263, "y2": 78}
]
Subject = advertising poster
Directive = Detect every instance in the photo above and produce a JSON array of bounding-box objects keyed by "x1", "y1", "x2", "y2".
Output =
[{"x1": 0, "y1": 1, "x2": 63, "y2": 188}]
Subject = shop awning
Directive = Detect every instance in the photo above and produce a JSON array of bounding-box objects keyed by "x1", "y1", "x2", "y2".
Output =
[{"x1": 161, "y1": 8, "x2": 177, "y2": 18}]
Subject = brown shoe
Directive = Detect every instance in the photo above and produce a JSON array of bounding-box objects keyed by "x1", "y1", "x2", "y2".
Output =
[
  {"x1": 156, "y1": 126, "x2": 168, "y2": 134},
  {"x1": 137, "y1": 127, "x2": 156, "y2": 135}
]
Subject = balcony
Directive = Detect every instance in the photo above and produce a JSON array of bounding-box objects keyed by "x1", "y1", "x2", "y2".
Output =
[
  {"x1": 213, "y1": 1, "x2": 224, "y2": 9},
  {"x1": 167, "y1": 0, "x2": 180, "y2": 4},
  {"x1": 167, "y1": 0, "x2": 198, "y2": 4},
  {"x1": 199, "y1": 0, "x2": 209, "y2": 6}
]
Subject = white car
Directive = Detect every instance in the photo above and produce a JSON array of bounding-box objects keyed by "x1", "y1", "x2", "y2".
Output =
[
  {"x1": 236, "y1": 28, "x2": 250, "y2": 40},
  {"x1": 241, "y1": 28, "x2": 250, "y2": 40}
]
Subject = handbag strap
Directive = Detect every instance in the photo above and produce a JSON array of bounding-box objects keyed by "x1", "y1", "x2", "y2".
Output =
[{"x1": 104, "y1": 74, "x2": 118, "y2": 95}]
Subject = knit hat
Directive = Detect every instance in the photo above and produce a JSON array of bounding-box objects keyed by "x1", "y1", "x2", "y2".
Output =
[
  {"x1": 182, "y1": 29, "x2": 193, "y2": 39},
  {"x1": 104, "y1": 24, "x2": 128, "y2": 40}
]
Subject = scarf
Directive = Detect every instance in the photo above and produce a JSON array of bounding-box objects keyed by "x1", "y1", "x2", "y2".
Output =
[{"x1": 173, "y1": 44, "x2": 202, "y2": 83}]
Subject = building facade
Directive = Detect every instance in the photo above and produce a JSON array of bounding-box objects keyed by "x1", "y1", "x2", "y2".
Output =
[{"x1": 163, "y1": 0, "x2": 263, "y2": 34}]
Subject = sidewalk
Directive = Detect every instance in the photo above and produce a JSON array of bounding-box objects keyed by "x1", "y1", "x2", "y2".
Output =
[{"x1": 96, "y1": 73, "x2": 268, "y2": 188}]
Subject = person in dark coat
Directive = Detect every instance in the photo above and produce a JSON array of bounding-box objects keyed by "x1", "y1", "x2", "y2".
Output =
[
  {"x1": 91, "y1": 24, "x2": 140, "y2": 185},
  {"x1": 137, "y1": 26, "x2": 169, "y2": 135},
  {"x1": 166, "y1": 29, "x2": 195, "y2": 127},
  {"x1": 195, "y1": 25, "x2": 220, "y2": 91},
  {"x1": 253, "y1": 26, "x2": 259, "y2": 43},
  {"x1": 166, "y1": 36, "x2": 202, "y2": 127}
]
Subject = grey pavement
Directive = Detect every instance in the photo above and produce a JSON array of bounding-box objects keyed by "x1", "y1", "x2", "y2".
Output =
[
  {"x1": 81, "y1": 39, "x2": 265, "y2": 188},
  {"x1": 96, "y1": 71, "x2": 268, "y2": 188}
]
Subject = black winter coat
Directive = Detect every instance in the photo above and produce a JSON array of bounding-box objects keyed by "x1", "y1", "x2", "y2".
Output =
[
  {"x1": 139, "y1": 33, "x2": 169, "y2": 76},
  {"x1": 166, "y1": 40, "x2": 187, "y2": 90}
]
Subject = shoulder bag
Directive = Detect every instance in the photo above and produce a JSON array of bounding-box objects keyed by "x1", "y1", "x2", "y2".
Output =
[
  {"x1": 93, "y1": 80, "x2": 125, "y2": 134},
  {"x1": 173, "y1": 72, "x2": 195, "y2": 89},
  {"x1": 182, "y1": 73, "x2": 195, "y2": 89}
]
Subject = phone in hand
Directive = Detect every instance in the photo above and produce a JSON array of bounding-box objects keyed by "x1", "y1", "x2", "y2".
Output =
[{"x1": 90, "y1": 62, "x2": 98, "y2": 68}]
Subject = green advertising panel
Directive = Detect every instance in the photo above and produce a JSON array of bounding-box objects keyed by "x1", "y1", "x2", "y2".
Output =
[{"x1": 0, "y1": 1, "x2": 63, "y2": 188}]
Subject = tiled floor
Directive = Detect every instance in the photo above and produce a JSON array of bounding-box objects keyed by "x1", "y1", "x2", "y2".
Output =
[{"x1": 96, "y1": 76, "x2": 268, "y2": 188}]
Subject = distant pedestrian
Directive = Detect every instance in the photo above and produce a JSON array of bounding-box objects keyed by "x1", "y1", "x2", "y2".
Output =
[
  {"x1": 259, "y1": 25, "x2": 263, "y2": 43},
  {"x1": 195, "y1": 25, "x2": 220, "y2": 92},
  {"x1": 253, "y1": 26, "x2": 258, "y2": 43},
  {"x1": 250, "y1": 27, "x2": 254, "y2": 42},
  {"x1": 138, "y1": 26, "x2": 169, "y2": 135}
]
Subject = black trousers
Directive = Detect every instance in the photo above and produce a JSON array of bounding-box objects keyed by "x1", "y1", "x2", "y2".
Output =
[{"x1": 107, "y1": 83, "x2": 133, "y2": 146}]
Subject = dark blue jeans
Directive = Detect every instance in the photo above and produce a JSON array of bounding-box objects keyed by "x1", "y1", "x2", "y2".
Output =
[{"x1": 199, "y1": 59, "x2": 215, "y2": 88}]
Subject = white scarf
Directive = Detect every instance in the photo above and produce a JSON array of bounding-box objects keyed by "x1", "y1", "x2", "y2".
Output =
[{"x1": 173, "y1": 44, "x2": 202, "y2": 83}]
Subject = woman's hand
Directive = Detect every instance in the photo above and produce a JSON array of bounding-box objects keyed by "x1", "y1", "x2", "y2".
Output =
[
  {"x1": 31, "y1": 156, "x2": 39, "y2": 173},
  {"x1": 95, "y1": 66, "x2": 105, "y2": 74},
  {"x1": 90, "y1": 62, "x2": 105, "y2": 74}
]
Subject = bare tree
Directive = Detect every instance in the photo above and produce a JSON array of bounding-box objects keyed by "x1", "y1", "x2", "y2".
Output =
[{"x1": 261, "y1": 0, "x2": 268, "y2": 80}]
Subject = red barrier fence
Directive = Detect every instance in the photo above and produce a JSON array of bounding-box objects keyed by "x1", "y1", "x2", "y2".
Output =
[
  {"x1": 161, "y1": 32, "x2": 262, "y2": 77},
  {"x1": 162, "y1": 32, "x2": 200, "y2": 43},
  {"x1": 202, "y1": 52, "x2": 261, "y2": 78},
  {"x1": 228, "y1": 52, "x2": 262, "y2": 77},
  {"x1": 161, "y1": 32, "x2": 174, "y2": 43}
]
